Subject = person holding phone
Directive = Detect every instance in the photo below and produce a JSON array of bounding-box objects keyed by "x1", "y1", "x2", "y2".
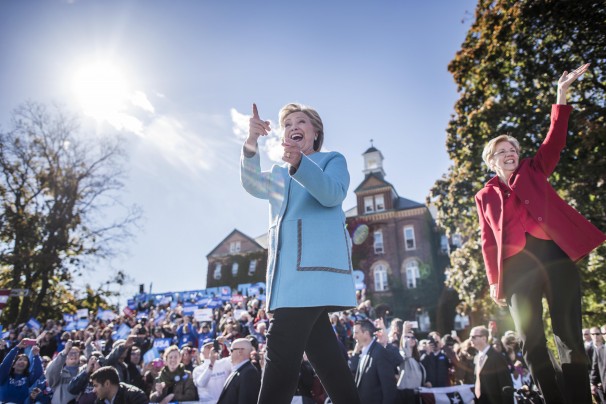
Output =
[
  {"x1": 475, "y1": 63, "x2": 605, "y2": 403},
  {"x1": 0, "y1": 338, "x2": 43, "y2": 403},
  {"x1": 242, "y1": 103, "x2": 360, "y2": 404},
  {"x1": 193, "y1": 339, "x2": 231, "y2": 404}
]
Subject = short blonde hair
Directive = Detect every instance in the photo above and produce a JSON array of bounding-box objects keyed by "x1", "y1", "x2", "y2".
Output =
[
  {"x1": 279, "y1": 103, "x2": 324, "y2": 151},
  {"x1": 163, "y1": 345, "x2": 180, "y2": 360},
  {"x1": 481, "y1": 135, "x2": 520, "y2": 171}
]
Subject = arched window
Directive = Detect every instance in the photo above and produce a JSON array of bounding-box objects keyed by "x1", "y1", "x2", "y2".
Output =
[
  {"x1": 231, "y1": 262, "x2": 239, "y2": 276},
  {"x1": 406, "y1": 260, "x2": 420, "y2": 288},
  {"x1": 374, "y1": 264, "x2": 388, "y2": 292},
  {"x1": 213, "y1": 263, "x2": 222, "y2": 280}
]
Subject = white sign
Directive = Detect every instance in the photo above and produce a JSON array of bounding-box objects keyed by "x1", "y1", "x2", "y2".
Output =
[{"x1": 194, "y1": 308, "x2": 213, "y2": 322}]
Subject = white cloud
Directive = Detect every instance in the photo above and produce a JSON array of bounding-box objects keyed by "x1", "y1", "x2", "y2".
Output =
[
  {"x1": 106, "y1": 112, "x2": 145, "y2": 136},
  {"x1": 130, "y1": 91, "x2": 155, "y2": 113},
  {"x1": 142, "y1": 115, "x2": 213, "y2": 175},
  {"x1": 230, "y1": 107, "x2": 283, "y2": 163}
]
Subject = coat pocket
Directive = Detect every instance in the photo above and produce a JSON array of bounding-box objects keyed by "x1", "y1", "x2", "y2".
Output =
[{"x1": 296, "y1": 218, "x2": 351, "y2": 274}]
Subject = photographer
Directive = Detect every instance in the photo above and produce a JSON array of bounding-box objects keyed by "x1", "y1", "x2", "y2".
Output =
[
  {"x1": 193, "y1": 339, "x2": 231, "y2": 404},
  {"x1": 67, "y1": 351, "x2": 105, "y2": 404}
]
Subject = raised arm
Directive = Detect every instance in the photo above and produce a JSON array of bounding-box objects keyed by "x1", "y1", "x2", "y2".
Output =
[{"x1": 556, "y1": 63, "x2": 589, "y2": 105}]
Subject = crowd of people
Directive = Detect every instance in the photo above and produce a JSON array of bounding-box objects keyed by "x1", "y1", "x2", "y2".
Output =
[{"x1": 3, "y1": 293, "x2": 603, "y2": 404}]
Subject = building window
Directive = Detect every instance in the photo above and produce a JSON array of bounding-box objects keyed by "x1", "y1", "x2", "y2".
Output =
[
  {"x1": 374, "y1": 264, "x2": 388, "y2": 291},
  {"x1": 231, "y1": 262, "x2": 239, "y2": 276},
  {"x1": 373, "y1": 230, "x2": 384, "y2": 254},
  {"x1": 404, "y1": 226, "x2": 416, "y2": 250},
  {"x1": 375, "y1": 194, "x2": 385, "y2": 211},
  {"x1": 406, "y1": 261, "x2": 420, "y2": 288},
  {"x1": 213, "y1": 263, "x2": 222, "y2": 280},
  {"x1": 364, "y1": 196, "x2": 374, "y2": 213},
  {"x1": 248, "y1": 260, "x2": 257, "y2": 276},
  {"x1": 440, "y1": 235, "x2": 449, "y2": 254},
  {"x1": 452, "y1": 233, "x2": 462, "y2": 248},
  {"x1": 229, "y1": 241, "x2": 241, "y2": 253}
]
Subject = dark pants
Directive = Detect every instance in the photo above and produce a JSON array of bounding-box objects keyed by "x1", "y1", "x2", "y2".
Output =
[
  {"x1": 258, "y1": 307, "x2": 360, "y2": 404},
  {"x1": 503, "y1": 235, "x2": 591, "y2": 404}
]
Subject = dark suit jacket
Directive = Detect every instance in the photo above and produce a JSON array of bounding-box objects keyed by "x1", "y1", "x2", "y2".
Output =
[
  {"x1": 217, "y1": 361, "x2": 261, "y2": 404},
  {"x1": 477, "y1": 347, "x2": 514, "y2": 404},
  {"x1": 591, "y1": 344, "x2": 606, "y2": 393},
  {"x1": 349, "y1": 341, "x2": 397, "y2": 404}
]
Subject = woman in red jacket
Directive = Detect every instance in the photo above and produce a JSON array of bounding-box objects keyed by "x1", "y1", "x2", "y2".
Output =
[{"x1": 475, "y1": 63, "x2": 605, "y2": 404}]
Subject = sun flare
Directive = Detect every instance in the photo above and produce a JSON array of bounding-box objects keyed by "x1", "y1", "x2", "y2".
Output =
[{"x1": 71, "y1": 60, "x2": 129, "y2": 120}]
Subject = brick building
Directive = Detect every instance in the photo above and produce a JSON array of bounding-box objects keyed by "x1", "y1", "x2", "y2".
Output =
[{"x1": 345, "y1": 144, "x2": 451, "y2": 331}]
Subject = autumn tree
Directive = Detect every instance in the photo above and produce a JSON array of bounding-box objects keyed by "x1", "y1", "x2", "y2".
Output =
[
  {"x1": 430, "y1": 0, "x2": 606, "y2": 323},
  {"x1": 0, "y1": 101, "x2": 141, "y2": 323}
]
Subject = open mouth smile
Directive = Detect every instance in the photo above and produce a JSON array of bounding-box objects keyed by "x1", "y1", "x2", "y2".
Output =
[{"x1": 290, "y1": 133, "x2": 304, "y2": 141}]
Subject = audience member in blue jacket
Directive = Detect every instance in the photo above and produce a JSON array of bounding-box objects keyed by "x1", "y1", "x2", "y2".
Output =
[
  {"x1": 176, "y1": 318, "x2": 198, "y2": 348},
  {"x1": 0, "y1": 338, "x2": 44, "y2": 403},
  {"x1": 242, "y1": 103, "x2": 360, "y2": 404}
]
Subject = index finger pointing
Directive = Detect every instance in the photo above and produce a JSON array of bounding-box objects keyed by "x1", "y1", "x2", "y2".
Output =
[{"x1": 252, "y1": 103, "x2": 260, "y2": 119}]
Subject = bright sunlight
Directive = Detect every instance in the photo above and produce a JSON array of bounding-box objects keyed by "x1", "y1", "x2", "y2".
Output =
[{"x1": 71, "y1": 59, "x2": 129, "y2": 121}]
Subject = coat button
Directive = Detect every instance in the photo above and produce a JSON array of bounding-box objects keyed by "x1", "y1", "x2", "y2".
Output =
[
  {"x1": 525, "y1": 200, "x2": 530, "y2": 204},
  {"x1": 537, "y1": 217, "x2": 543, "y2": 221}
]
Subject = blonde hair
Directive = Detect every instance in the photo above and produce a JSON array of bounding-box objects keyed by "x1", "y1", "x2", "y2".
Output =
[
  {"x1": 481, "y1": 135, "x2": 520, "y2": 171},
  {"x1": 163, "y1": 345, "x2": 180, "y2": 360},
  {"x1": 279, "y1": 103, "x2": 324, "y2": 151}
]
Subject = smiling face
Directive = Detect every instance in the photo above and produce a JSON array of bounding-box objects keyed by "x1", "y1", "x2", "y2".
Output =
[
  {"x1": 12, "y1": 355, "x2": 29, "y2": 374},
  {"x1": 165, "y1": 349, "x2": 181, "y2": 371},
  {"x1": 489, "y1": 141, "x2": 519, "y2": 181},
  {"x1": 283, "y1": 111, "x2": 317, "y2": 156}
]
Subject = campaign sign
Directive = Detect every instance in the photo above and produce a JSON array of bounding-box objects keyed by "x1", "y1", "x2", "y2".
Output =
[
  {"x1": 231, "y1": 295, "x2": 244, "y2": 304},
  {"x1": 27, "y1": 318, "x2": 41, "y2": 331},
  {"x1": 153, "y1": 338, "x2": 172, "y2": 352},
  {"x1": 76, "y1": 308, "x2": 89, "y2": 319},
  {"x1": 113, "y1": 323, "x2": 131, "y2": 340},
  {"x1": 182, "y1": 304, "x2": 197, "y2": 315},
  {"x1": 76, "y1": 319, "x2": 89, "y2": 330},
  {"x1": 194, "y1": 308, "x2": 213, "y2": 322},
  {"x1": 143, "y1": 347, "x2": 161, "y2": 364}
]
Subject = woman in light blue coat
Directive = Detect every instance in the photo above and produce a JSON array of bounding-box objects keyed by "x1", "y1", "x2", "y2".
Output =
[{"x1": 241, "y1": 103, "x2": 360, "y2": 404}]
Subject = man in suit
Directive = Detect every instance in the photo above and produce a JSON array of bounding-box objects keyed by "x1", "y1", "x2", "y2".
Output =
[
  {"x1": 348, "y1": 319, "x2": 397, "y2": 404},
  {"x1": 470, "y1": 326, "x2": 513, "y2": 404},
  {"x1": 217, "y1": 338, "x2": 260, "y2": 404},
  {"x1": 590, "y1": 327, "x2": 605, "y2": 403}
]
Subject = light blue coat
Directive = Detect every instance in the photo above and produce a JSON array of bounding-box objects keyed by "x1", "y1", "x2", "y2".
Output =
[{"x1": 241, "y1": 147, "x2": 357, "y2": 312}]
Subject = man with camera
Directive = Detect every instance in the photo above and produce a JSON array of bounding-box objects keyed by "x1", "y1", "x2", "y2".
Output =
[{"x1": 193, "y1": 338, "x2": 231, "y2": 404}]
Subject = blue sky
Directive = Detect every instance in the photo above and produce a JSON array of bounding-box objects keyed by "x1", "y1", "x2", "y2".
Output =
[{"x1": 0, "y1": 0, "x2": 475, "y2": 306}]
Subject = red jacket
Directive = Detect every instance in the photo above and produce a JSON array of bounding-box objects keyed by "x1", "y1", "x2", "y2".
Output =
[{"x1": 475, "y1": 104, "x2": 606, "y2": 299}]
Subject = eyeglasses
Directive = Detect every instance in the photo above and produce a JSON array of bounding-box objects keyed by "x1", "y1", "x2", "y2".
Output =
[
  {"x1": 591, "y1": 333, "x2": 602, "y2": 336},
  {"x1": 404, "y1": 336, "x2": 416, "y2": 339},
  {"x1": 492, "y1": 148, "x2": 518, "y2": 157},
  {"x1": 230, "y1": 347, "x2": 245, "y2": 353}
]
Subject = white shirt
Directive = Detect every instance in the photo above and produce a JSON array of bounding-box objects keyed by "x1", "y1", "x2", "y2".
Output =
[{"x1": 193, "y1": 357, "x2": 232, "y2": 404}]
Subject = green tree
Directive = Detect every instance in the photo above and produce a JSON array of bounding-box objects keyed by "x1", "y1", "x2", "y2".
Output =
[
  {"x1": 429, "y1": 0, "x2": 606, "y2": 323},
  {"x1": 0, "y1": 101, "x2": 141, "y2": 323}
]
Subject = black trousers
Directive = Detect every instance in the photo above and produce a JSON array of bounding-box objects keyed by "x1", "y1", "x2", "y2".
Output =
[
  {"x1": 257, "y1": 306, "x2": 361, "y2": 404},
  {"x1": 503, "y1": 234, "x2": 591, "y2": 404}
]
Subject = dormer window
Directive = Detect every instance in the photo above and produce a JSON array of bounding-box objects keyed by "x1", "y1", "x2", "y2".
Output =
[
  {"x1": 364, "y1": 197, "x2": 374, "y2": 213},
  {"x1": 229, "y1": 241, "x2": 241, "y2": 253},
  {"x1": 364, "y1": 194, "x2": 385, "y2": 214},
  {"x1": 375, "y1": 195, "x2": 385, "y2": 211}
]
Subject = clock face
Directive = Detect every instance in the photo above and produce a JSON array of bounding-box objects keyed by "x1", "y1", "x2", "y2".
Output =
[{"x1": 352, "y1": 224, "x2": 369, "y2": 245}]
